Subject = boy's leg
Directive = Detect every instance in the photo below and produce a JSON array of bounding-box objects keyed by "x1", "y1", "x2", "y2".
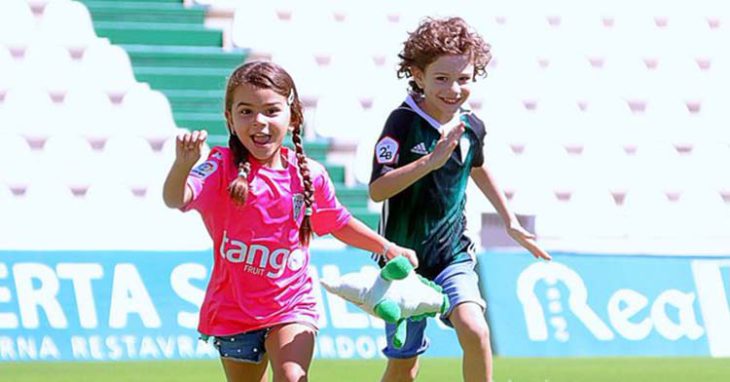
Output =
[
  {"x1": 436, "y1": 260, "x2": 491, "y2": 382},
  {"x1": 381, "y1": 356, "x2": 420, "y2": 382},
  {"x1": 265, "y1": 323, "x2": 316, "y2": 382},
  {"x1": 381, "y1": 318, "x2": 429, "y2": 382},
  {"x1": 450, "y1": 302, "x2": 493, "y2": 382}
]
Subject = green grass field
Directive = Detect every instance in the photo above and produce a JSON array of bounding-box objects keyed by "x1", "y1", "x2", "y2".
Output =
[{"x1": 1, "y1": 357, "x2": 729, "y2": 381}]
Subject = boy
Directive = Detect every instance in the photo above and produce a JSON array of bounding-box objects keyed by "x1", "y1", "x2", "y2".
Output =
[{"x1": 369, "y1": 17, "x2": 551, "y2": 382}]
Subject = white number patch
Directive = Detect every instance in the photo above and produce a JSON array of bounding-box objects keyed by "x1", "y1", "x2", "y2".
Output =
[{"x1": 375, "y1": 136, "x2": 399, "y2": 164}]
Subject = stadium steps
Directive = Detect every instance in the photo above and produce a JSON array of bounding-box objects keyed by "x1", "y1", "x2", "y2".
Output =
[
  {"x1": 82, "y1": 1, "x2": 206, "y2": 24},
  {"x1": 79, "y1": 0, "x2": 376, "y2": 228}
]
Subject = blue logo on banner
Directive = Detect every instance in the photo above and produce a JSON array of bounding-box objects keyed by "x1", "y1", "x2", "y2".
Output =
[{"x1": 478, "y1": 251, "x2": 730, "y2": 357}]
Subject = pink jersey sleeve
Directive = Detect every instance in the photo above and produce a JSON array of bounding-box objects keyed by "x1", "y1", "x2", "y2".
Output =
[
  {"x1": 181, "y1": 147, "x2": 227, "y2": 213},
  {"x1": 309, "y1": 160, "x2": 351, "y2": 236}
]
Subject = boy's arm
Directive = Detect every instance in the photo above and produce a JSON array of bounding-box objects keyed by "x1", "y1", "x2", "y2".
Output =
[
  {"x1": 470, "y1": 165, "x2": 552, "y2": 261},
  {"x1": 369, "y1": 155, "x2": 434, "y2": 202},
  {"x1": 330, "y1": 218, "x2": 419, "y2": 268},
  {"x1": 370, "y1": 123, "x2": 464, "y2": 202}
]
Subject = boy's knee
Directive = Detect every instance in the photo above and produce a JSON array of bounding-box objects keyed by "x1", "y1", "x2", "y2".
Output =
[
  {"x1": 456, "y1": 317, "x2": 491, "y2": 349},
  {"x1": 384, "y1": 358, "x2": 419, "y2": 382}
]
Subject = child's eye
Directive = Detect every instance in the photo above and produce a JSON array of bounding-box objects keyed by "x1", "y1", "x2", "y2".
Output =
[
  {"x1": 435, "y1": 76, "x2": 448, "y2": 82},
  {"x1": 459, "y1": 76, "x2": 471, "y2": 83},
  {"x1": 239, "y1": 108, "x2": 252, "y2": 115},
  {"x1": 266, "y1": 108, "x2": 281, "y2": 116}
]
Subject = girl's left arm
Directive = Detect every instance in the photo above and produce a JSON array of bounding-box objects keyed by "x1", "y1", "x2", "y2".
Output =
[
  {"x1": 331, "y1": 218, "x2": 419, "y2": 268},
  {"x1": 470, "y1": 165, "x2": 552, "y2": 261}
]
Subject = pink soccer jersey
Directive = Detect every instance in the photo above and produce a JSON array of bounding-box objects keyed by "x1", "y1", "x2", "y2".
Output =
[{"x1": 182, "y1": 147, "x2": 351, "y2": 336}]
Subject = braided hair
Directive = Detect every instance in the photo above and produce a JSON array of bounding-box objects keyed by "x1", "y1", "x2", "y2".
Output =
[{"x1": 224, "y1": 61, "x2": 313, "y2": 245}]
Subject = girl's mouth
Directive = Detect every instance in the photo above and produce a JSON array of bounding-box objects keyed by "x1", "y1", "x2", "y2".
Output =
[{"x1": 251, "y1": 134, "x2": 272, "y2": 145}]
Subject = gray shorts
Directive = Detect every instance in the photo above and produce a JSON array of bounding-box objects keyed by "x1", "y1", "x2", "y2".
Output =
[{"x1": 382, "y1": 259, "x2": 486, "y2": 359}]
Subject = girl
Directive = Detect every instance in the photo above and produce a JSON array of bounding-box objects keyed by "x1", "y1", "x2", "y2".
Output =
[{"x1": 163, "y1": 61, "x2": 417, "y2": 382}]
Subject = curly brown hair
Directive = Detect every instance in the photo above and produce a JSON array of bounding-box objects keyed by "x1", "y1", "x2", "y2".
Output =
[{"x1": 397, "y1": 17, "x2": 492, "y2": 95}]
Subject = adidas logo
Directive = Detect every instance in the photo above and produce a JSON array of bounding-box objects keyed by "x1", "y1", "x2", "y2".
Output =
[{"x1": 410, "y1": 142, "x2": 429, "y2": 155}]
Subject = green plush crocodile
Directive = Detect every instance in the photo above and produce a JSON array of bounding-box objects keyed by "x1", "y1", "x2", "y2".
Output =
[{"x1": 320, "y1": 256, "x2": 450, "y2": 348}]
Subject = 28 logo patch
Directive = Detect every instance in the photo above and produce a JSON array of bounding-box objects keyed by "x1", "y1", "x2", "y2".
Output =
[{"x1": 375, "y1": 136, "x2": 399, "y2": 164}]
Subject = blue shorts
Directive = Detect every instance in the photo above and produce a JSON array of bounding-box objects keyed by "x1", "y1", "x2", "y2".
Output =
[
  {"x1": 382, "y1": 259, "x2": 486, "y2": 359},
  {"x1": 210, "y1": 328, "x2": 269, "y2": 363}
]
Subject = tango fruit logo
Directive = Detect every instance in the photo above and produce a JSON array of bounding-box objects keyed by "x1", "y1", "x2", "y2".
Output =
[{"x1": 219, "y1": 231, "x2": 305, "y2": 278}]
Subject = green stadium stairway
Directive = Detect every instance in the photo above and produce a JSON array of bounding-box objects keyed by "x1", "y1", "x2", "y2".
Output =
[{"x1": 79, "y1": 0, "x2": 378, "y2": 228}]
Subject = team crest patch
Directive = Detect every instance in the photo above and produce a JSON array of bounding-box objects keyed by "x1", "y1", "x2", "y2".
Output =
[
  {"x1": 292, "y1": 193, "x2": 305, "y2": 221},
  {"x1": 375, "y1": 136, "x2": 399, "y2": 164},
  {"x1": 191, "y1": 160, "x2": 218, "y2": 179}
]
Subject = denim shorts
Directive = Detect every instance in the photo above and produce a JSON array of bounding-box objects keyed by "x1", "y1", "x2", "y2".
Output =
[
  {"x1": 382, "y1": 259, "x2": 486, "y2": 359},
  {"x1": 209, "y1": 328, "x2": 269, "y2": 363}
]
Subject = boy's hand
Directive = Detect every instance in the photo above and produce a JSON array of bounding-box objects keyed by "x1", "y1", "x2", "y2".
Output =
[
  {"x1": 427, "y1": 122, "x2": 464, "y2": 171},
  {"x1": 507, "y1": 222, "x2": 552, "y2": 261},
  {"x1": 175, "y1": 130, "x2": 208, "y2": 167}
]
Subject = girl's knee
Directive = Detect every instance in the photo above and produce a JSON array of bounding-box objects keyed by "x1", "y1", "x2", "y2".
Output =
[{"x1": 276, "y1": 364, "x2": 307, "y2": 382}]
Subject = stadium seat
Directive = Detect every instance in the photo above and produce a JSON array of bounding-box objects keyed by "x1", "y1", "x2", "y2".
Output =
[
  {"x1": 62, "y1": 85, "x2": 119, "y2": 145},
  {"x1": 310, "y1": 94, "x2": 368, "y2": 142},
  {"x1": 37, "y1": 0, "x2": 97, "y2": 56},
  {"x1": 19, "y1": 41, "x2": 76, "y2": 100},
  {"x1": 41, "y1": 135, "x2": 100, "y2": 192},
  {"x1": 101, "y1": 135, "x2": 161, "y2": 190},
  {"x1": 0, "y1": 0, "x2": 37, "y2": 51},
  {"x1": 2, "y1": 86, "x2": 57, "y2": 144},
  {"x1": 0, "y1": 45, "x2": 17, "y2": 97},
  {"x1": 231, "y1": 4, "x2": 289, "y2": 55},
  {"x1": 120, "y1": 85, "x2": 179, "y2": 143},
  {"x1": 80, "y1": 39, "x2": 138, "y2": 100},
  {"x1": 675, "y1": 186, "x2": 730, "y2": 238},
  {"x1": 0, "y1": 133, "x2": 33, "y2": 190},
  {"x1": 622, "y1": 185, "x2": 679, "y2": 239}
]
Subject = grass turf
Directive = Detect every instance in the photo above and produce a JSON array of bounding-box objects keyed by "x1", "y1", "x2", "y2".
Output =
[{"x1": 1, "y1": 357, "x2": 729, "y2": 381}]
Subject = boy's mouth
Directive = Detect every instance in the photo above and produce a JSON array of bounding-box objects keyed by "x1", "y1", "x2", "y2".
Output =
[
  {"x1": 440, "y1": 96, "x2": 461, "y2": 105},
  {"x1": 251, "y1": 134, "x2": 272, "y2": 145}
]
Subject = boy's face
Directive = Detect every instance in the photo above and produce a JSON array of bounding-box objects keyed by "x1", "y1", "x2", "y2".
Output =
[
  {"x1": 225, "y1": 83, "x2": 293, "y2": 168},
  {"x1": 413, "y1": 54, "x2": 474, "y2": 124}
]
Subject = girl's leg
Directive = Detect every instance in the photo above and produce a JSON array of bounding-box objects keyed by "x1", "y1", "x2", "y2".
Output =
[
  {"x1": 265, "y1": 323, "x2": 316, "y2": 382},
  {"x1": 450, "y1": 302, "x2": 493, "y2": 382},
  {"x1": 220, "y1": 354, "x2": 269, "y2": 382}
]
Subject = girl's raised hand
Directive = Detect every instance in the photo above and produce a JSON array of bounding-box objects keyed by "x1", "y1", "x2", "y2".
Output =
[{"x1": 175, "y1": 130, "x2": 208, "y2": 167}]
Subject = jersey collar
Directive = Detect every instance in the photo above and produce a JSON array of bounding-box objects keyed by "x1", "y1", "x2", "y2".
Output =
[{"x1": 404, "y1": 94, "x2": 471, "y2": 132}]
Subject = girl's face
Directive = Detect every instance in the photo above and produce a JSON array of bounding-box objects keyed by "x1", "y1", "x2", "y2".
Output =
[
  {"x1": 226, "y1": 83, "x2": 293, "y2": 168},
  {"x1": 412, "y1": 54, "x2": 474, "y2": 124}
]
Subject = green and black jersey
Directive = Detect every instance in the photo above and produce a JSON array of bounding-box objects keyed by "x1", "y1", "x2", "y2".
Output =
[{"x1": 370, "y1": 95, "x2": 487, "y2": 280}]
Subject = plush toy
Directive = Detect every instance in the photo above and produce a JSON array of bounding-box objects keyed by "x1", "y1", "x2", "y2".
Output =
[{"x1": 320, "y1": 256, "x2": 450, "y2": 349}]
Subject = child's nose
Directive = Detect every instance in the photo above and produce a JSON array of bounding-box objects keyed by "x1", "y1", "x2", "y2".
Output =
[
  {"x1": 253, "y1": 112, "x2": 267, "y2": 126},
  {"x1": 450, "y1": 81, "x2": 462, "y2": 94}
]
